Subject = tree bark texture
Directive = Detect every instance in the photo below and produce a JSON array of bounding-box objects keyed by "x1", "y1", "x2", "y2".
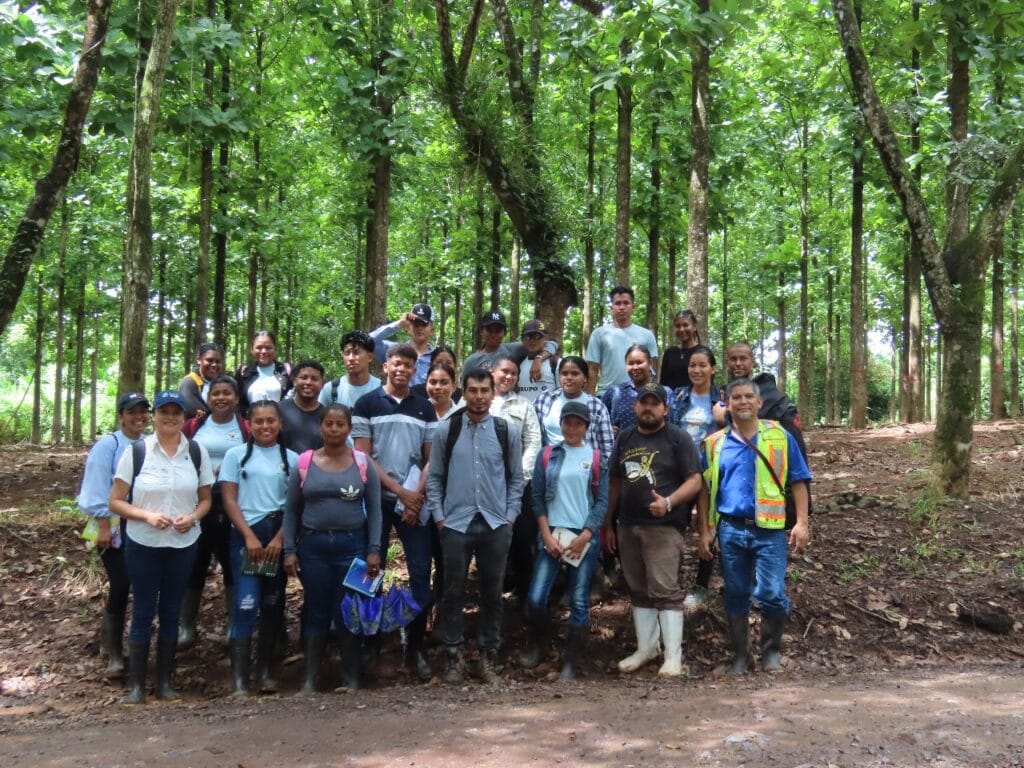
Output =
[
  {"x1": 798, "y1": 117, "x2": 813, "y2": 425},
  {"x1": 0, "y1": 0, "x2": 112, "y2": 340},
  {"x1": 582, "y1": 89, "x2": 597, "y2": 350},
  {"x1": 119, "y1": 0, "x2": 181, "y2": 393},
  {"x1": 686, "y1": 0, "x2": 711, "y2": 344},
  {"x1": 614, "y1": 36, "x2": 632, "y2": 287},
  {"x1": 832, "y1": 0, "x2": 1024, "y2": 494},
  {"x1": 848, "y1": 128, "x2": 867, "y2": 429},
  {"x1": 32, "y1": 272, "x2": 44, "y2": 444},
  {"x1": 52, "y1": 201, "x2": 69, "y2": 444},
  {"x1": 646, "y1": 112, "x2": 661, "y2": 333}
]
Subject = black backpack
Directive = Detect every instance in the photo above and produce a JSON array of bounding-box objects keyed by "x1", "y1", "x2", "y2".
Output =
[
  {"x1": 128, "y1": 439, "x2": 202, "y2": 502},
  {"x1": 439, "y1": 415, "x2": 513, "y2": 494}
]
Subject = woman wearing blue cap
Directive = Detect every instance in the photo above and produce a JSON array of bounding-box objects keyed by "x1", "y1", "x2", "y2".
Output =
[{"x1": 109, "y1": 389, "x2": 214, "y2": 704}]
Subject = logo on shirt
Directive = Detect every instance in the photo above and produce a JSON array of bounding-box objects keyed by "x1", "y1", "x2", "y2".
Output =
[
  {"x1": 340, "y1": 484, "x2": 361, "y2": 501},
  {"x1": 580, "y1": 460, "x2": 592, "y2": 471},
  {"x1": 622, "y1": 447, "x2": 659, "y2": 485}
]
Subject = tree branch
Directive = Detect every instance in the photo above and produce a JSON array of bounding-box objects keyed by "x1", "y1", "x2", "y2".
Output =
[
  {"x1": 569, "y1": 0, "x2": 605, "y2": 15},
  {"x1": 490, "y1": 0, "x2": 534, "y2": 124},
  {"x1": 458, "y1": 0, "x2": 486, "y2": 83}
]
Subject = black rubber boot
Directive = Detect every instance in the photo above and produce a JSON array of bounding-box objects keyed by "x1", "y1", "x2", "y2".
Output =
[
  {"x1": 101, "y1": 611, "x2": 126, "y2": 677},
  {"x1": 404, "y1": 613, "x2": 431, "y2": 681},
  {"x1": 726, "y1": 613, "x2": 750, "y2": 676},
  {"x1": 559, "y1": 625, "x2": 587, "y2": 681},
  {"x1": 300, "y1": 634, "x2": 327, "y2": 694},
  {"x1": 255, "y1": 615, "x2": 281, "y2": 693},
  {"x1": 761, "y1": 614, "x2": 785, "y2": 672},
  {"x1": 339, "y1": 628, "x2": 362, "y2": 691},
  {"x1": 442, "y1": 645, "x2": 465, "y2": 685},
  {"x1": 177, "y1": 588, "x2": 201, "y2": 649},
  {"x1": 229, "y1": 637, "x2": 251, "y2": 697},
  {"x1": 154, "y1": 638, "x2": 181, "y2": 700},
  {"x1": 125, "y1": 640, "x2": 149, "y2": 704},
  {"x1": 476, "y1": 648, "x2": 500, "y2": 685},
  {"x1": 518, "y1": 615, "x2": 551, "y2": 669}
]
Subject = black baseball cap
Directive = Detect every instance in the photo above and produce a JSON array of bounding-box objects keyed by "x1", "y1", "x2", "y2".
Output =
[
  {"x1": 521, "y1": 319, "x2": 547, "y2": 338},
  {"x1": 560, "y1": 400, "x2": 591, "y2": 425},
  {"x1": 637, "y1": 382, "x2": 668, "y2": 404},
  {"x1": 480, "y1": 310, "x2": 507, "y2": 329},
  {"x1": 117, "y1": 392, "x2": 150, "y2": 412},
  {"x1": 411, "y1": 303, "x2": 434, "y2": 323}
]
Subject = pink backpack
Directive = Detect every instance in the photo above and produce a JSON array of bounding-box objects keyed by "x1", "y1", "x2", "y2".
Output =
[{"x1": 297, "y1": 449, "x2": 368, "y2": 487}]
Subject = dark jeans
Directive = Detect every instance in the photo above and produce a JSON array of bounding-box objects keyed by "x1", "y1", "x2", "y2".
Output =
[
  {"x1": 228, "y1": 515, "x2": 285, "y2": 640},
  {"x1": 526, "y1": 528, "x2": 600, "y2": 626},
  {"x1": 298, "y1": 527, "x2": 367, "y2": 638},
  {"x1": 187, "y1": 485, "x2": 233, "y2": 590},
  {"x1": 125, "y1": 537, "x2": 198, "y2": 644},
  {"x1": 718, "y1": 518, "x2": 790, "y2": 617},
  {"x1": 100, "y1": 541, "x2": 130, "y2": 616},
  {"x1": 439, "y1": 515, "x2": 513, "y2": 650},
  {"x1": 508, "y1": 483, "x2": 536, "y2": 599},
  {"x1": 379, "y1": 497, "x2": 433, "y2": 613}
]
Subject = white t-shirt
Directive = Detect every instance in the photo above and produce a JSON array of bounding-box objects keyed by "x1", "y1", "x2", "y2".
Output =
[
  {"x1": 248, "y1": 364, "x2": 283, "y2": 402},
  {"x1": 517, "y1": 355, "x2": 558, "y2": 404},
  {"x1": 585, "y1": 323, "x2": 659, "y2": 393},
  {"x1": 115, "y1": 434, "x2": 214, "y2": 548}
]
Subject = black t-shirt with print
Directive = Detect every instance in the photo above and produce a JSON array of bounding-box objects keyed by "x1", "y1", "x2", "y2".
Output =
[{"x1": 610, "y1": 423, "x2": 701, "y2": 527}]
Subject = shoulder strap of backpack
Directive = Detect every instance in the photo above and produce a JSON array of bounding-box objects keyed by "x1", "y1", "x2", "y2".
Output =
[
  {"x1": 352, "y1": 449, "x2": 369, "y2": 485},
  {"x1": 187, "y1": 439, "x2": 201, "y2": 474},
  {"x1": 331, "y1": 376, "x2": 341, "y2": 403},
  {"x1": 494, "y1": 416, "x2": 511, "y2": 481},
  {"x1": 129, "y1": 440, "x2": 146, "y2": 503},
  {"x1": 189, "y1": 371, "x2": 203, "y2": 388},
  {"x1": 541, "y1": 444, "x2": 554, "y2": 472},
  {"x1": 440, "y1": 415, "x2": 463, "y2": 492},
  {"x1": 297, "y1": 449, "x2": 315, "y2": 488}
]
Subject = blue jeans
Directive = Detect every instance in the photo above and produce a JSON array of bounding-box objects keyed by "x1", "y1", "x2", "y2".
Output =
[
  {"x1": 526, "y1": 528, "x2": 600, "y2": 626},
  {"x1": 379, "y1": 498, "x2": 433, "y2": 612},
  {"x1": 124, "y1": 537, "x2": 198, "y2": 644},
  {"x1": 228, "y1": 515, "x2": 286, "y2": 640},
  {"x1": 717, "y1": 517, "x2": 790, "y2": 617},
  {"x1": 439, "y1": 516, "x2": 513, "y2": 650},
  {"x1": 298, "y1": 527, "x2": 367, "y2": 638}
]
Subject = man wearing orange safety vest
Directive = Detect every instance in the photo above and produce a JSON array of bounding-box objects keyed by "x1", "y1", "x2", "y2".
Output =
[{"x1": 697, "y1": 377, "x2": 811, "y2": 676}]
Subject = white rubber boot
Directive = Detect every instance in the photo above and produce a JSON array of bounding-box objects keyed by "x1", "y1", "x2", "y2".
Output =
[
  {"x1": 618, "y1": 607, "x2": 661, "y2": 673},
  {"x1": 657, "y1": 610, "x2": 684, "y2": 677}
]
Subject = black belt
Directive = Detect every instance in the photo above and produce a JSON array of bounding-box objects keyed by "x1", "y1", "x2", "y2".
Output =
[
  {"x1": 719, "y1": 514, "x2": 757, "y2": 527},
  {"x1": 263, "y1": 509, "x2": 283, "y2": 520}
]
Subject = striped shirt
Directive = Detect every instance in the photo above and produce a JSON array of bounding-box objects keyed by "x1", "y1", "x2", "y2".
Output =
[{"x1": 351, "y1": 386, "x2": 437, "y2": 498}]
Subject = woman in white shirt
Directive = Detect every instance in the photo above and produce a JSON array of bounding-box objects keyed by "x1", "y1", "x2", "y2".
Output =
[{"x1": 109, "y1": 390, "x2": 214, "y2": 704}]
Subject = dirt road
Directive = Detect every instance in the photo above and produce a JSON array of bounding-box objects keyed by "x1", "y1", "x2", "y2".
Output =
[{"x1": 3, "y1": 665, "x2": 1022, "y2": 767}]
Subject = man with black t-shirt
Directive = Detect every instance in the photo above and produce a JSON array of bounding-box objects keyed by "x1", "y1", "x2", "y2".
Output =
[{"x1": 604, "y1": 382, "x2": 702, "y2": 677}]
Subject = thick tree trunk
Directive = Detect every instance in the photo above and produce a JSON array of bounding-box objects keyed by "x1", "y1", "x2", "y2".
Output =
[
  {"x1": 193, "y1": 0, "x2": 216, "y2": 353},
  {"x1": 848, "y1": 128, "x2": 867, "y2": 428},
  {"x1": 902, "y1": 0, "x2": 924, "y2": 423},
  {"x1": 0, "y1": 0, "x2": 112, "y2": 339},
  {"x1": 686, "y1": 0, "x2": 711, "y2": 343},
  {"x1": 119, "y1": 0, "x2": 181, "y2": 393},
  {"x1": 613, "y1": 38, "x2": 631, "y2": 287}
]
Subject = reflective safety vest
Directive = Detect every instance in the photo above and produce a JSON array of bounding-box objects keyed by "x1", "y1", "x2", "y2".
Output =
[{"x1": 703, "y1": 419, "x2": 789, "y2": 530}]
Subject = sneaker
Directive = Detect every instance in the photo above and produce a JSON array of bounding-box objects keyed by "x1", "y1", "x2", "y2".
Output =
[{"x1": 683, "y1": 587, "x2": 708, "y2": 611}]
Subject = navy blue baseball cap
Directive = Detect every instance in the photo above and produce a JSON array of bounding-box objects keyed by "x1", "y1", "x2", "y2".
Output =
[
  {"x1": 153, "y1": 389, "x2": 187, "y2": 410},
  {"x1": 117, "y1": 391, "x2": 150, "y2": 412}
]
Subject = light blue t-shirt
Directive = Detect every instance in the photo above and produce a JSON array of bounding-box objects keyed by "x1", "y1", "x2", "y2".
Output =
[
  {"x1": 585, "y1": 323, "x2": 659, "y2": 393},
  {"x1": 546, "y1": 443, "x2": 594, "y2": 530},
  {"x1": 542, "y1": 393, "x2": 571, "y2": 445},
  {"x1": 219, "y1": 443, "x2": 299, "y2": 524},
  {"x1": 680, "y1": 393, "x2": 714, "y2": 445},
  {"x1": 318, "y1": 374, "x2": 382, "y2": 408},
  {"x1": 193, "y1": 417, "x2": 245, "y2": 475},
  {"x1": 248, "y1": 364, "x2": 283, "y2": 402}
]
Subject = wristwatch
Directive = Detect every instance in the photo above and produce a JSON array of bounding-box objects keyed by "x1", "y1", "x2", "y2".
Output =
[{"x1": 664, "y1": 496, "x2": 673, "y2": 513}]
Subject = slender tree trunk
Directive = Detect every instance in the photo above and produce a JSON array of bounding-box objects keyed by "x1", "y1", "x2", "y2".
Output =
[
  {"x1": 491, "y1": 206, "x2": 502, "y2": 316},
  {"x1": 903, "y1": 0, "x2": 924, "y2": 423},
  {"x1": 473, "y1": 202, "x2": 485, "y2": 349},
  {"x1": 582, "y1": 89, "x2": 597, "y2": 349},
  {"x1": 155, "y1": 244, "x2": 167, "y2": 391},
  {"x1": 52, "y1": 202, "x2": 67, "y2": 444},
  {"x1": 646, "y1": 110, "x2": 661, "y2": 332},
  {"x1": 613, "y1": 38, "x2": 632, "y2": 287},
  {"x1": 798, "y1": 117, "x2": 813, "y2": 424},
  {"x1": 848, "y1": 126, "x2": 868, "y2": 428},
  {"x1": 213, "y1": 0, "x2": 232, "y2": 347},
  {"x1": 889, "y1": 323, "x2": 899, "y2": 422},
  {"x1": 453, "y1": 287, "x2": 463, "y2": 361},
  {"x1": 992, "y1": 236, "x2": 1007, "y2": 418},
  {"x1": 1011, "y1": 207, "x2": 1021, "y2": 417},
  {"x1": 0, "y1": 0, "x2": 112, "y2": 337},
  {"x1": 510, "y1": 233, "x2": 521, "y2": 334},
  {"x1": 119, "y1": 0, "x2": 181, "y2": 393},
  {"x1": 686, "y1": 0, "x2": 711, "y2": 342},
  {"x1": 72, "y1": 278, "x2": 86, "y2": 446},
  {"x1": 89, "y1": 321, "x2": 99, "y2": 441},
  {"x1": 719, "y1": 227, "x2": 727, "y2": 352},
  {"x1": 193, "y1": 0, "x2": 215, "y2": 353},
  {"x1": 826, "y1": 258, "x2": 835, "y2": 424},
  {"x1": 32, "y1": 271, "x2": 44, "y2": 444},
  {"x1": 777, "y1": 271, "x2": 786, "y2": 391}
]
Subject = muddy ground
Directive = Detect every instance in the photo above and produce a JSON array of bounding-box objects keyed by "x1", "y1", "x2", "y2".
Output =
[{"x1": 1, "y1": 422, "x2": 1023, "y2": 766}]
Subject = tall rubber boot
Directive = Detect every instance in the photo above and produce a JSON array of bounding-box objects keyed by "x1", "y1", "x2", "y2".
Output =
[
  {"x1": 761, "y1": 613, "x2": 785, "y2": 672},
  {"x1": 618, "y1": 607, "x2": 661, "y2": 673},
  {"x1": 101, "y1": 611, "x2": 126, "y2": 677},
  {"x1": 154, "y1": 638, "x2": 181, "y2": 700},
  {"x1": 404, "y1": 613, "x2": 431, "y2": 681},
  {"x1": 228, "y1": 637, "x2": 251, "y2": 697},
  {"x1": 339, "y1": 628, "x2": 362, "y2": 691},
  {"x1": 255, "y1": 614, "x2": 281, "y2": 693},
  {"x1": 299, "y1": 634, "x2": 327, "y2": 694},
  {"x1": 559, "y1": 625, "x2": 587, "y2": 681},
  {"x1": 518, "y1": 614, "x2": 551, "y2": 669},
  {"x1": 657, "y1": 610, "x2": 684, "y2": 677},
  {"x1": 125, "y1": 640, "x2": 149, "y2": 704},
  {"x1": 177, "y1": 588, "x2": 202, "y2": 649},
  {"x1": 726, "y1": 613, "x2": 750, "y2": 676}
]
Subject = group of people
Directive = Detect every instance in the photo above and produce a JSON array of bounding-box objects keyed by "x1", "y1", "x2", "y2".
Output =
[{"x1": 77, "y1": 285, "x2": 811, "y2": 702}]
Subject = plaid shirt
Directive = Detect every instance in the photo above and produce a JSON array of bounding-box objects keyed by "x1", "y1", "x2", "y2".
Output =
[{"x1": 533, "y1": 389, "x2": 615, "y2": 462}]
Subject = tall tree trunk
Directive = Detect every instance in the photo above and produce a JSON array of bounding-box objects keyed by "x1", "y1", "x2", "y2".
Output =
[
  {"x1": 52, "y1": 201, "x2": 68, "y2": 444},
  {"x1": 992, "y1": 236, "x2": 1006, "y2": 418},
  {"x1": 646, "y1": 110, "x2": 661, "y2": 333},
  {"x1": 719, "y1": 227, "x2": 727, "y2": 352},
  {"x1": 194, "y1": 0, "x2": 215, "y2": 353},
  {"x1": 72, "y1": 278, "x2": 86, "y2": 446},
  {"x1": 1011, "y1": 207, "x2": 1021, "y2": 417},
  {"x1": 89, "y1": 320, "x2": 99, "y2": 441},
  {"x1": 453, "y1": 287, "x2": 463, "y2": 361},
  {"x1": 31, "y1": 270, "x2": 44, "y2": 444},
  {"x1": 491, "y1": 205, "x2": 502, "y2": 316},
  {"x1": 510, "y1": 233, "x2": 521, "y2": 334},
  {"x1": 0, "y1": 0, "x2": 112, "y2": 338},
  {"x1": 613, "y1": 38, "x2": 631, "y2": 287},
  {"x1": 213, "y1": 0, "x2": 232, "y2": 348},
  {"x1": 155, "y1": 244, "x2": 167, "y2": 391},
  {"x1": 686, "y1": 0, "x2": 711, "y2": 342},
  {"x1": 119, "y1": 0, "x2": 181, "y2": 393},
  {"x1": 833, "y1": 0, "x2": 1024, "y2": 493},
  {"x1": 798, "y1": 116, "x2": 813, "y2": 424},
  {"x1": 848, "y1": 126, "x2": 868, "y2": 428},
  {"x1": 777, "y1": 271, "x2": 787, "y2": 391},
  {"x1": 902, "y1": 0, "x2": 924, "y2": 423},
  {"x1": 582, "y1": 89, "x2": 597, "y2": 349},
  {"x1": 826, "y1": 257, "x2": 836, "y2": 424}
]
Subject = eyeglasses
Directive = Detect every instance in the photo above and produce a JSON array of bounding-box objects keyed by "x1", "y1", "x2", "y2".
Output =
[{"x1": 523, "y1": 333, "x2": 544, "y2": 341}]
